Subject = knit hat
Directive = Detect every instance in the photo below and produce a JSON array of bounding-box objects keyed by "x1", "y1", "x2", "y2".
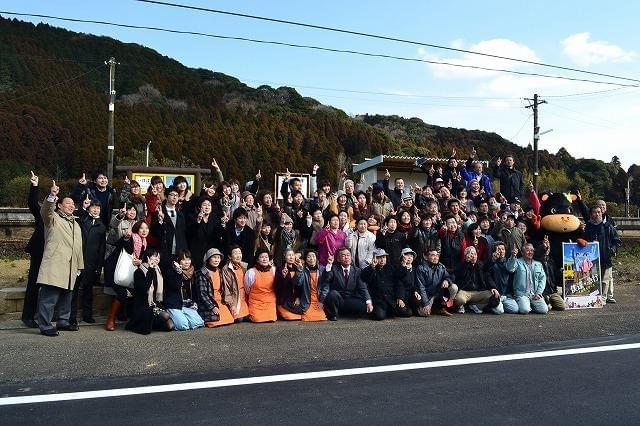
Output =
[
  {"x1": 372, "y1": 183, "x2": 384, "y2": 194},
  {"x1": 281, "y1": 213, "x2": 294, "y2": 224},
  {"x1": 203, "y1": 248, "x2": 223, "y2": 265}
]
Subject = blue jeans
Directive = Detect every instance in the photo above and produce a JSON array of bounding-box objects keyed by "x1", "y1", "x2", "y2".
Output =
[
  {"x1": 512, "y1": 295, "x2": 548, "y2": 314},
  {"x1": 500, "y1": 295, "x2": 519, "y2": 314},
  {"x1": 168, "y1": 307, "x2": 205, "y2": 330}
]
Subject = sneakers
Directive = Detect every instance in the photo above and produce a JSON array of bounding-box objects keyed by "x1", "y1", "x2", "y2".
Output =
[
  {"x1": 606, "y1": 297, "x2": 617, "y2": 304},
  {"x1": 456, "y1": 305, "x2": 465, "y2": 314},
  {"x1": 40, "y1": 328, "x2": 59, "y2": 337},
  {"x1": 468, "y1": 304, "x2": 482, "y2": 314}
]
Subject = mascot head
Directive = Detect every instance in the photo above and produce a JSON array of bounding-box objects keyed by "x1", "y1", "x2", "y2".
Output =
[{"x1": 540, "y1": 192, "x2": 580, "y2": 233}]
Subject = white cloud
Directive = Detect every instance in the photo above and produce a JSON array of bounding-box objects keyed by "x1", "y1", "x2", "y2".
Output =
[
  {"x1": 562, "y1": 32, "x2": 636, "y2": 66},
  {"x1": 418, "y1": 38, "x2": 539, "y2": 79}
]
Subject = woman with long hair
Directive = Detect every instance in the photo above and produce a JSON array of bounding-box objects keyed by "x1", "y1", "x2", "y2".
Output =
[
  {"x1": 164, "y1": 251, "x2": 205, "y2": 330},
  {"x1": 125, "y1": 249, "x2": 174, "y2": 335},
  {"x1": 275, "y1": 249, "x2": 303, "y2": 321}
]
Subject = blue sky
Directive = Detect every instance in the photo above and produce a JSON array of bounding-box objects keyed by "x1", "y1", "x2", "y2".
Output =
[{"x1": 2, "y1": 0, "x2": 639, "y2": 169}]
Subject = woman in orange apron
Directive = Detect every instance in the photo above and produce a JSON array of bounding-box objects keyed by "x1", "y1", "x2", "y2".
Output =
[
  {"x1": 245, "y1": 248, "x2": 277, "y2": 323},
  {"x1": 196, "y1": 248, "x2": 235, "y2": 327},
  {"x1": 221, "y1": 245, "x2": 250, "y2": 322},
  {"x1": 297, "y1": 250, "x2": 327, "y2": 322},
  {"x1": 276, "y1": 249, "x2": 303, "y2": 320}
]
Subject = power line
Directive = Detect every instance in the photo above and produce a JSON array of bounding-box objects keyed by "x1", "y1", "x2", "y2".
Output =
[
  {"x1": 1, "y1": 11, "x2": 637, "y2": 88},
  {"x1": 135, "y1": 0, "x2": 640, "y2": 85},
  {"x1": 0, "y1": 64, "x2": 106, "y2": 105},
  {"x1": 541, "y1": 87, "x2": 627, "y2": 98},
  {"x1": 508, "y1": 113, "x2": 533, "y2": 141}
]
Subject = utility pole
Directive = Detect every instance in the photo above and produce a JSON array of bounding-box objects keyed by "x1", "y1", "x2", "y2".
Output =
[
  {"x1": 525, "y1": 94, "x2": 547, "y2": 190},
  {"x1": 106, "y1": 57, "x2": 117, "y2": 181}
]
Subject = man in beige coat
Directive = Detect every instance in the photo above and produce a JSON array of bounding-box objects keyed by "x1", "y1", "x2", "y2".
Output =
[{"x1": 37, "y1": 180, "x2": 84, "y2": 336}]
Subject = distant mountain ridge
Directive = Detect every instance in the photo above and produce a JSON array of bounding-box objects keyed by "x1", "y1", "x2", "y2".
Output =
[{"x1": 0, "y1": 16, "x2": 635, "y2": 206}]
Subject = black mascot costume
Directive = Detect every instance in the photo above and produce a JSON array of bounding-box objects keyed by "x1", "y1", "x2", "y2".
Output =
[{"x1": 537, "y1": 192, "x2": 588, "y2": 284}]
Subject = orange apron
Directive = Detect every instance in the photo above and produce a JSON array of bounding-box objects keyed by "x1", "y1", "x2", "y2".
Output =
[
  {"x1": 205, "y1": 270, "x2": 235, "y2": 328},
  {"x1": 302, "y1": 270, "x2": 327, "y2": 322},
  {"x1": 248, "y1": 269, "x2": 277, "y2": 323}
]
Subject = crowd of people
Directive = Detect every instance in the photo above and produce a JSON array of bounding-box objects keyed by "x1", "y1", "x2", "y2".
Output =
[{"x1": 22, "y1": 148, "x2": 622, "y2": 336}]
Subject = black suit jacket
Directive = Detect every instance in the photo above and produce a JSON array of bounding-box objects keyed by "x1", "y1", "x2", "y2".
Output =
[
  {"x1": 152, "y1": 205, "x2": 188, "y2": 262},
  {"x1": 320, "y1": 264, "x2": 371, "y2": 302},
  {"x1": 223, "y1": 225, "x2": 256, "y2": 266}
]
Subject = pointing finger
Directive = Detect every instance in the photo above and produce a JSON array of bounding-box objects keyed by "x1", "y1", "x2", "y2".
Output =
[{"x1": 31, "y1": 171, "x2": 35, "y2": 177}]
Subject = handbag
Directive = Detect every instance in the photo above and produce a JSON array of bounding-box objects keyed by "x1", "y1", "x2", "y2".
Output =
[{"x1": 114, "y1": 249, "x2": 136, "y2": 288}]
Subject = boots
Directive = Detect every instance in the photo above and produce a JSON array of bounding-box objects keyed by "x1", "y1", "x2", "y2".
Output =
[{"x1": 105, "y1": 299, "x2": 121, "y2": 331}]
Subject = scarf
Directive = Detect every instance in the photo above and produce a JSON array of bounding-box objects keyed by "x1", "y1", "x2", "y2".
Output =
[
  {"x1": 256, "y1": 263, "x2": 272, "y2": 272},
  {"x1": 397, "y1": 221, "x2": 413, "y2": 233},
  {"x1": 307, "y1": 264, "x2": 318, "y2": 271},
  {"x1": 181, "y1": 264, "x2": 195, "y2": 281},
  {"x1": 139, "y1": 263, "x2": 163, "y2": 306},
  {"x1": 131, "y1": 233, "x2": 146, "y2": 258},
  {"x1": 281, "y1": 227, "x2": 296, "y2": 249}
]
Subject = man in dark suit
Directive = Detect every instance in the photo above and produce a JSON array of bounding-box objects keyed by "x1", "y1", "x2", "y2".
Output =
[
  {"x1": 319, "y1": 247, "x2": 373, "y2": 321},
  {"x1": 223, "y1": 207, "x2": 256, "y2": 267},
  {"x1": 152, "y1": 186, "x2": 188, "y2": 268}
]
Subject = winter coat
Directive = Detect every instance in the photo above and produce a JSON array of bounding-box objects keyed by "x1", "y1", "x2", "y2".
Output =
[
  {"x1": 188, "y1": 217, "x2": 224, "y2": 269},
  {"x1": 505, "y1": 257, "x2": 546, "y2": 297},
  {"x1": 415, "y1": 260, "x2": 451, "y2": 305},
  {"x1": 361, "y1": 264, "x2": 398, "y2": 305},
  {"x1": 584, "y1": 220, "x2": 621, "y2": 270},
  {"x1": 295, "y1": 267, "x2": 324, "y2": 312},
  {"x1": 409, "y1": 227, "x2": 441, "y2": 260},
  {"x1": 76, "y1": 210, "x2": 107, "y2": 272},
  {"x1": 221, "y1": 261, "x2": 248, "y2": 311},
  {"x1": 25, "y1": 185, "x2": 44, "y2": 258},
  {"x1": 37, "y1": 198, "x2": 84, "y2": 290},
  {"x1": 439, "y1": 229, "x2": 465, "y2": 272},
  {"x1": 454, "y1": 260, "x2": 495, "y2": 293},
  {"x1": 346, "y1": 230, "x2": 376, "y2": 268},
  {"x1": 223, "y1": 225, "x2": 256, "y2": 267},
  {"x1": 375, "y1": 231, "x2": 407, "y2": 268},
  {"x1": 492, "y1": 165, "x2": 525, "y2": 201},
  {"x1": 72, "y1": 182, "x2": 115, "y2": 227}
]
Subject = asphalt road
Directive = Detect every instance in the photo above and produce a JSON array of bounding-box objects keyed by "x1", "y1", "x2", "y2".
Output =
[
  {"x1": 1, "y1": 335, "x2": 639, "y2": 425},
  {"x1": 1, "y1": 283, "x2": 639, "y2": 424}
]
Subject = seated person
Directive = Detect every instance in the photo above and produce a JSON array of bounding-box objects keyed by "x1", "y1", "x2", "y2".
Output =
[
  {"x1": 319, "y1": 247, "x2": 373, "y2": 320},
  {"x1": 415, "y1": 248, "x2": 457, "y2": 316},
  {"x1": 454, "y1": 246, "x2": 501, "y2": 314},
  {"x1": 196, "y1": 248, "x2": 235, "y2": 327},
  {"x1": 485, "y1": 242, "x2": 518, "y2": 314},
  {"x1": 276, "y1": 249, "x2": 303, "y2": 320},
  {"x1": 361, "y1": 248, "x2": 412, "y2": 321},
  {"x1": 505, "y1": 243, "x2": 548, "y2": 314},
  {"x1": 126, "y1": 249, "x2": 174, "y2": 335},
  {"x1": 164, "y1": 251, "x2": 205, "y2": 330},
  {"x1": 295, "y1": 250, "x2": 327, "y2": 322},
  {"x1": 244, "y1": 248, "x2": 277, "y2": 323}
]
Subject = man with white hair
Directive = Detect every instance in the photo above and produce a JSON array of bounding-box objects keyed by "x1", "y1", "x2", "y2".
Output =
[
  {"x1": 505, "y1": 243, "x2": 548, "y2": 314},
  {"x1": 453, "y1": 246, "x2": 501, "y2": 314}
]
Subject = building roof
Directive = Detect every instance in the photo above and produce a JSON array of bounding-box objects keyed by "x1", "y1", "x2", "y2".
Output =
[{"x1": 352, "y1": 154, "x2": 487, "y2": 173}]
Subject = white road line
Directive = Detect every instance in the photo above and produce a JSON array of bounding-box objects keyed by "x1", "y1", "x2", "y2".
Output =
[{"x1": 1, "y1": 342, "x2": 639, "y2": 406}]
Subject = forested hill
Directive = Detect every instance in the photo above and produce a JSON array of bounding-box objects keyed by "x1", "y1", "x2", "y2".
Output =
[{"x1": 0, "y1": 16, "x2": 636, "y2": 207}]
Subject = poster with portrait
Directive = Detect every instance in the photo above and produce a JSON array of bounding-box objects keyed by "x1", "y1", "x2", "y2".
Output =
[
  {"x1": 131, "y1": 173, "x2": 195, "y2": 195},
  {"x1": 274, "y1": 173, "x2": 311, "y2": 200},
  {"x1": 562, "y1": 241, "x2": 603, "y2": 309}
]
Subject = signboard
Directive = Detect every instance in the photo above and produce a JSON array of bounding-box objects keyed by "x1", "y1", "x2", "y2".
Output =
[
  {"x1": 131, "y1": 173, "x2": 195, "y2": 195},
  {"x1": 562, "y1": 241, "x2": 604, "y2": 309},
  {"x1": 274, "y1": 173, "x2": 311, "y2": 200}
]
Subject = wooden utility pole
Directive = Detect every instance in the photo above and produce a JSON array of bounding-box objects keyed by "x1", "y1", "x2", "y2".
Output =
[
  {"x1": 106, "y1": 57, "x2": 117, "y2": 181},
  {"x1": 525, "y1": 94, "x2": 546, "y2": 190}
]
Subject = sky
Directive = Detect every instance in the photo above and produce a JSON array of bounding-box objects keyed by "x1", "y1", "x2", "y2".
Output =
[{"x1": 2, "y1": 0, "x2": 639, "y2": 170}]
